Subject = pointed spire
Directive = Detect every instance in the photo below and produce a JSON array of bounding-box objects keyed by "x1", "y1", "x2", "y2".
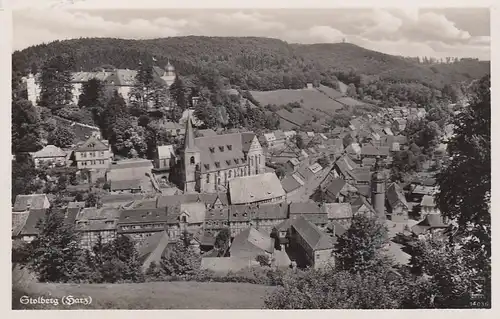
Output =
[{"x1": 184, "y1": 113, "x2": 197, "y2": 151}]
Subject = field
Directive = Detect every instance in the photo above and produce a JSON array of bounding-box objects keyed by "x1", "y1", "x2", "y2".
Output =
[
  {"x1": 251, "y1": 87, "x2": 348, "y2": 129},
  {"x1": 13, "y1": 280, "x2": 274, "y2": 309}
]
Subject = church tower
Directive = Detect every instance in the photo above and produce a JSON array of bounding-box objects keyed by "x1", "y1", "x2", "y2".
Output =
[
  {"x1": 371, "y1": 156, "x2": 386, "y2": 219},
  {"x1": 182, "y1": 114, "x2": 200, "y2": 193}
]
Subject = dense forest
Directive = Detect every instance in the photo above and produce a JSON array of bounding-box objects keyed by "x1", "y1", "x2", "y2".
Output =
[{"x1": 13, "y1": 37, "x2": 490, "y2": 94}]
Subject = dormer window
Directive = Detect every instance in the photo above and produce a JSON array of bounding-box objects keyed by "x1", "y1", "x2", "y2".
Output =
[
  {"x1": 88, "y1": 143, "x2": 95, "y2": 148},
  {"x1": 215, "y1": 162, "x2": 220, "y2": 168},
  {"x1": 209, "y1": 147, "x2": 215, "y2": 153},
  {"x1": 234, "y1": 159, "x2": 239, "y2": 164},
  {"x1": 226, "y1": 160, "x2": 231, "y2": 166},
  {"x1": 227, "y1": 145, "x2": 232, "y2": 150},
  {"x1": 219, "y1": 146, "x2": 224, "y2": 152},
  {"x1": 204, "y1": 164, "x2": 210, "y2": 170}
]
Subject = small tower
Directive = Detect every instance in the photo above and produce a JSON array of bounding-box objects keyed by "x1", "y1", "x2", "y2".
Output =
[
  {"x1": 165, "y1": 59, "x2": 175, "y2": 77},
  {"x1": 371, "y1": 156, "x2": 386, "y2": 219},
  {"x1": 182, "y1": 114, "x2": 200, "y2": 193}
]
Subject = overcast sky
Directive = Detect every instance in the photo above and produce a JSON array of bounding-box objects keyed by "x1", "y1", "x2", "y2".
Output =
[{"x1": 12, "y1": 7, "x2": 490, "y2": 60}]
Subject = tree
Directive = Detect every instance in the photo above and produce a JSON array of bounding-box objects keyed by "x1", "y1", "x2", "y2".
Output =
[
  {"x1": 214, "y1": 228, "x2": 231, "y2": 256},
  {"x1": 295, "y1": 135, "x2": 305, "y2": 149},
  {"x1": 78, "y1": 78, "x2": 110, "y2": 123},
  {"x1": 39, "y1": 54, "x2": 74, "y2": 108},
  {"x1": 25, "y1": 208, "x2": 90, "y2": 282},
  {"x1": 335, "y1": 214, "x2": 390, "y2": 273},
  {"x1": 170, "y1": 75, "x2": 188, "y2": 111},
  {"x1": 194, "y1": 98, "x2": 219, "y2": 129},
  {"x1": 12, "y1": 154, "x2": 43, "y2": 204},
  {"x1": 317, "y1": 156, "x2": 330, "y2": 168},
  {"x1": 47, "y1": 126, "x2": 75, "y2": 148},
  {"x1": 435, "y1": 75, "x2": 491, "y2": 305},
  {"x1": 160, "y1": 239, "x2": 201, "y2": 277},
  {"x1": 256, "y1": 254, "x2": 272, "y2": 267},
  {"x1": 99, "y1": 90, "x2": 128, "y2": 139},
  {"x1": 12, "y1": 98, "x2": 43, "y2": 153}
]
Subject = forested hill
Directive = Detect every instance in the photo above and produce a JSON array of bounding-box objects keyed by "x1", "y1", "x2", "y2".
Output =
[{"x1": 13, "y1": 36, "x2": 490, "y2": 91}]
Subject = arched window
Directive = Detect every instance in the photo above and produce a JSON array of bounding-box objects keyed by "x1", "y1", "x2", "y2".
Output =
[
  {"x1": 258, "y1": 155, "x2": 261, "y2": 164},
  {"x1": 206, "y1": 173, "x2": 210, "y2": 183},
  {"x1": 190, "y1": 156, "x2": 195, "y2": 165},
  {"x1": 250, "y1": 157, "x2": 254, "y2": 166}
]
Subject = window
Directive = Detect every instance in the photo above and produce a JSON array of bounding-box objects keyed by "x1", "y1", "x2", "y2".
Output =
[
  {"x1": 227, "y1": 145, "x2": 232, "y2": 150},
  {"x1": 181, "y1": 216, "x2": 187, "y2": 223},
  {"x1": 82, "y1": 152, "x2": 87, "y2": 158},
  {"x1": 92, "y1": 160, "x2": 96, "y2": 165},
  {"x1": 234, "y1": 158, "x2": 239, "y2": 164},
  {"x1": 90, "y1": 152, "x2": 95, "y2": 157},
  {"x1": 209, "y1": 147, "x2": 215, "y2": 153},
  {"x1": 226, "y1": 160, "x2": 231, "y2": 166},
  {"x1": 204, "y1": 164, "x2": 210, "y2": 170},
  {"x1": 206, "y1": 173, "x2": 210, "y2": 183},
  {"x1": 219, "y1": 146, "x2": 224, "y2": 152},
  {"x1": 218, "y1": 178, "x2": 221, "y2": 185},
  {"x1": 250, "y1": 157, "x2": 254, "y2": 166},
  {"x1": 100, "y1": 151, "x2": 105, "y2": 156},
  {"x1": 259, "y1": 155, "x2": 261, "y2": 164},
  {"x1": 190, "y1": 156, "x2": 195, "y2": 164},
  {"x1": 228, "y1": 170, "x2": 232, "y2": 178},
  {"x1": 215, "y1": 162, "x2": 220, "y2": 168}
]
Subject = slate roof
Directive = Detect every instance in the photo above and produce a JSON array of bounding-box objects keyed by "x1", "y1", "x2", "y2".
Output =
[
  {"x1": 118, "y1": 207, "x2": 169, "y2": 225},
  {"x1": 291, "y1": 216, "x2": 334, "y2": 250},
  {"x1": 289, "y1": 202, "x2": 323, "y2": 215},
  {"x1": 230, "y1": 227, "x2": 274, "y2": 258},
  {"x1": 411, "y1": 214, "x2": 449, "y2": 235},
  {"x1": 108, "y1": 159, "x2": 153, "y2": 182},
  {"x1": 281, "y1": 174, "x2": 304, "y2": 193},
  {"x1": 31, "y1": 145, "x2": 67, "y2": 158},
  {"x1": 12, "y1": 212, "x2": 29, "y2": 237},
  {"x1": 179, "y1": 202, "x2": 206, "y2": 224},
  {"x1": 386, "y1": 183, "x2": 409, "y2": 210},
  {"x1": 360, "y1": 145, "x2": 390, "y2": 157},
  {"x1": 13, "y1": 194, "x2": 49, "y2": 212},
  {"x1": 75, "y1": 135, "x2": 109, "y2": 152},
  {"x1": 193, "y1": 132, "x2": 257, "y2": 173},
  {"x1": 326, "y1": 221, "x2": 347, "y2": 237},
  {"x1": 420, "y1": 195, "x2": 436, "y2": 207},
  {"x1": 325, "y1": 178, "x2": 347, "y2": 197},
  {"x1": 20, "y1": 209, "x2": 47, "y2": 236},
  {"x1": 229, "y1": 173, "x2": 285, "y2": 205},
  {"x1": 111, "y1": 179, "x2": 142, "y2": 191}
]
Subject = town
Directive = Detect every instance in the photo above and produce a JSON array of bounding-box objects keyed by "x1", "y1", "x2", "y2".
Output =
[{"x1": 11, "y1": 33, "x2": 490, "y2": 309}]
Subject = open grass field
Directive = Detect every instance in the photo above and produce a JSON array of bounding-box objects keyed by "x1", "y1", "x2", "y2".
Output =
[{"x1": 13, "y1": 280, "x2": 274, "y2": 309}]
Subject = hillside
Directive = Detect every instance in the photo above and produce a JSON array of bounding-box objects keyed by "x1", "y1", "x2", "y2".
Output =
[
  {"x1": 13, "y1": 280, "x2": 273, "y2": 309},
  {"x1": 13, "y1": 36, "x2": 490, "y2": 92}
]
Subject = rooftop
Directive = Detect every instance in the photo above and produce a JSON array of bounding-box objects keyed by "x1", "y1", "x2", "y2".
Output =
[{"x1": 229, "y1": 173, "x2": 285, "y2": 205}]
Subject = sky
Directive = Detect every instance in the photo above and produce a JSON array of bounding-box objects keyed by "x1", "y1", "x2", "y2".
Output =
[{"x1": 12, "y1": 7, "x2": 491, "y2": 60}]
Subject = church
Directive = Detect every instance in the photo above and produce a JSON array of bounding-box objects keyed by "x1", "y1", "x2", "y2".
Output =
[{"x1": 181, "y1": 117, "x2": 266, "y2": 193}]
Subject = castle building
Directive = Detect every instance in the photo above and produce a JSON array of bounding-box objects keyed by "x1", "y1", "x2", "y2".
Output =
[
  {"x1": 371, "y1": 157, "x2": 386, "y2": 219},
  {"x1": 181, "y1": 116, "x2": 265, "y2": 193},
  {"x1": 23, "y1": 62, "x2": 176, "y2": 107}
]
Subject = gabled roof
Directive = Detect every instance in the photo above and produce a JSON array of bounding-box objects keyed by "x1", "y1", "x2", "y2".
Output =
[
  {"x1": 325, "y1": 178, "x2": 347, "y2": 197},
  {"x1": 75, "y1": 135, "x2": 109, "y2": 152},
  {"x1": 230, "y1": 227, "x2": 274, "y2": 257},
  {"x1": 291, "y1": 216, "x2": 334, "y2": 251},
  {"x1": 20, "y1": 209, "x2": 47, "y2": 236},
  {"x1": 289, "y1": 202, "x2": 323, "y2": 215},
  {"x1": 420, "y1": 195, "x2": 436, "y2": 207},
  {"x1": 411, "y1": 214, "x2": 449, "y2": 235},
  {"x1": 326, "y1": 220, "x2": 347, "y2": 237},
  {"x1": 229, "y1": 173, "x2": 285, "y2": 205},
  {"x1": 281, "y1": 174, "x2": 304, "y2": 193},
  {"x1": 13, "y1": 194, "x2": 49, "y2": 212},
  {"x1": 386, "y1": 183, "x2": 409, "y2": 210},
  {"x1": 12, "y1": 212, "x2": 30, "y2": 237},
  {"x1": 179, "y1": 202, "x2": 206, "y2": 224},
  {"x1": 31, "y1": 145, "x2": 67, "y2": 158}
]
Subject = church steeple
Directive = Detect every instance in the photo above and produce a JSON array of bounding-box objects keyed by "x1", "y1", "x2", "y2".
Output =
[{"x1": 184, "y1": 114, "x2": 197, "y2": 151}]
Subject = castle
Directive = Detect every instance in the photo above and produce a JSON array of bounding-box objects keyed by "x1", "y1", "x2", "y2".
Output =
[
  {"x1": 181, "y1": 117, "x2": 266, "y2": 193},
  {"x1": 24, "y1": 61, "x2": 177, "y2": 107}
]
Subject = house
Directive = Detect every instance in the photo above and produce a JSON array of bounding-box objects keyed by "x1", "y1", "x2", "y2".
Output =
[
  {"x1": 155, "y1": 145, "x2": 176, "y2": 171},
  {"x1": 229, "y1": 227, "x2": 274, "y2": 260},
  {"x1": 13, "y1": 194, "x2": 50, "y2": 212},
  {"x1": 30, "y1": 145, "x2": 68, "y2": 168},
  {"x1": 157, "y1": 120, "x2": 185, "y2": 137},
  {"x1": 229, "y1": 172, "x2": 286, "y2": 205},
  {"x1": 345, "y1": 143, "x2": 362, "y2": 161},
  {"x1": 73, "y1": 135, "x2": 113, "y2": 181},
  {"x1": 107, "y1": 159, "x2": 154, "y2": 193},
  {"x1": 409, "y1": 185, "x2": 437, "y2": 202},
  {"x1": 263, "y1": 133, "x2": 277, "y2": 148},
  {"x1": 273, "y1": 130, "x2": 287, "y2": 149},
  {"x1": 411, "y1": 214, "x2": 449, "y2": 238},
  {"x1": 420, "y1": 195, "x2": 440, "y2": 215},
  {"x1": 323, "y1": 203, "x2": 353, "y2": 228},
  {"x1": 386, "y1": 183, "x2": 409, "y2": 222},
  {"x1": 288, "y1": 216, "x2": 335, "y2": 269},
  {"x1": 289, "y1": 202, "x2": 328, "y2": 229},
  {"x1": 280, "y1": 174, "x2": 304, "y2": 197},
  {"x1": 76, "y1": 206, "x2": 120, "y2": 249},
  {"x1": 228, "y1": 202, "x2": 289, "y2": 236},
  {"x1": 360, "y1": 145, "x2": 390, "y2": 159},
  {"x1": 351, "y1": 196, "x2": 377, "y2": 218},
  {"x1": 137, "y1": 230, "x2": 171, "y2": 272},
  {"x1": 324, "y1": 178, "x2": 348, "y2": 203},
  {"x1": 17, "y1": 209, "x2": 48, "y2": 242},
  {"x1": 392, "y1": 118, "x2": 407, "y2": 133},
  {"x1": 285, "y1": 157, "x2": 301, "y2": 172}
]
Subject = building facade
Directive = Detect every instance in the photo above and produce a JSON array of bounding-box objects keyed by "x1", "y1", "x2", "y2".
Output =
[{"x1": 181, "y1": 116, "x2": 265, "y2": 193}]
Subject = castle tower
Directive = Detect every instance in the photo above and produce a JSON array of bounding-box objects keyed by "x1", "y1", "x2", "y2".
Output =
[
  {"x1": 162, "y1": 60, "x2": 176, "y2": 87},
  {"x1": 182, "y1": 114, "x2": 200, "y2": 193},
  {"x1": 371, "y1": 156, "x2": 386, "y2": 219}
]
